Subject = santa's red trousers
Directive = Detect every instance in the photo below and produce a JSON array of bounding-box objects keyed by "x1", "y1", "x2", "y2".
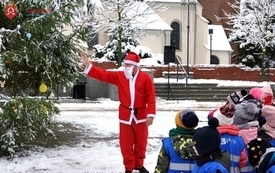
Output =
[{"x1": 119, "y1": 121, "x2": 148, "y2": 171}]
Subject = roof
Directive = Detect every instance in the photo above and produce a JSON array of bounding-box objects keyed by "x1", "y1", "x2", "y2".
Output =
[{"x1": 208, "y1": 25, "x2": 233, "y2": 51}]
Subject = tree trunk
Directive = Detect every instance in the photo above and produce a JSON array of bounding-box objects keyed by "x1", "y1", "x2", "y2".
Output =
[{"x1": 260, "y1": 48, "x2": 267, "y2": 81}]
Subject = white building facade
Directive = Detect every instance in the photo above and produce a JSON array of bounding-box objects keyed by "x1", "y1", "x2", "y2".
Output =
[{"x1": 87, "y1": 0, "x2": 233, "y2": 65}]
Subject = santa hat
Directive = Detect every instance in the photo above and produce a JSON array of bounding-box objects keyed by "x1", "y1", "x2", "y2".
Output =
[
  {"x1": 124, "y1": 52, "x2": 140, "y2": 66},
  {"x1": 261, "y1": 85, "x2": 274, "y2": 105},
  {"x1": 213, "y1": 103, "x2": 235, "y2": 126},
  {"x1": 250, "y1": 87, "x2": 263, "y2": 100}
]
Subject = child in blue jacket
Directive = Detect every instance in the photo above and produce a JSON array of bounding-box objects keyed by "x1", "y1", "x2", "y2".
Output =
[{"x1": 192, "y1": 118, "x2": 230, "y2": 173}]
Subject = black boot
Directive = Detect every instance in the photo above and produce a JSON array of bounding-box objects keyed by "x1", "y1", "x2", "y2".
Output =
[
  {"x1": 135, "y1": 166, "x2": 149, "y2": 173},
  {"x1": 125, "y1": 170, "x2": 132, "y2": 173}
]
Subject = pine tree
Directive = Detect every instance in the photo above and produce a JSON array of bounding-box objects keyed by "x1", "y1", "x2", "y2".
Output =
[
  {"x1": 0, "y1": 0, "x2": 100, "y2": 156},
  {"x1": 226, "y1": 0, "x2": 275, "y2": 80},
  {"x1": 99, "y1": 34, "x2": 139, "y2": 62}
]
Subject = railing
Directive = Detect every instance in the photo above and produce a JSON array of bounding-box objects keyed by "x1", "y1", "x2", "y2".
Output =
[{"x1": 175, "y1": 56, "x2": 188, "y2": 81}]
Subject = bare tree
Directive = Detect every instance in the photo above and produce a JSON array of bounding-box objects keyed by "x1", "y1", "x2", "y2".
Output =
[{"x1": 93, "y1": 0, "x2": 167, "y2": 67}]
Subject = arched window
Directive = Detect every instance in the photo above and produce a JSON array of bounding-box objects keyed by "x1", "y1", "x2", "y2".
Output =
[
  {"x1": 210, "y1": 55, "x2": 220, "y2": 64},
  {"x1": 170, "y1": 22, "x2": 180, "y2": 50}
]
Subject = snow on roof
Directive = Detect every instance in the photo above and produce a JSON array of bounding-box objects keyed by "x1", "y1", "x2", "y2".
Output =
[
  {"x1": 208, "y1": 25, "x2": 233, "y2": 51},
  {"x1": 128, "y1": 2, "x2": 172, "y2": 31}
]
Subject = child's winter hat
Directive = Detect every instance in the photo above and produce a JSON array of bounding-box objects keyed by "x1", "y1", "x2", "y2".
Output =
[
  {"x1": 175, "y1": 109, "x2": 199, "y2": 129},
  {"x1": 227, "y1": 90, "x2": 247, "y2": 105},
  {"x1": 250, "y1": 87, "x2": 263, "y2": 100},
  {"x1": 261, "y1": 85, "x2": 274, "y2": 105},
  {"x1": 233, "y1": 100, "x2": 260, "y2": 129},
  {"x1": 213, "y1": 103, "x2": 235, "y2": 126},
  {"x1": 192, "y1": 117, "x2": 221, "y2": 156},
  {"x1": 262, "y1": 105, "x2": 275, "y2": 138}
]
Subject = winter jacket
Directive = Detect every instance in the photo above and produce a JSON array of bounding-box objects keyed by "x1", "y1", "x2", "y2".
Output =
[
  {"x1": 154, "y1": 133, "x2": 195, "y2": 173},
  {"x1": 218, "y1": 125, "x2": 248, "y2": 172},
  {"x1": 192, "y1": 151, "x2": 230, "y2": 173},
  {"x1": 239, "y1": 127, "x2": 258, "y2": 144},
  {"x1": 258, "y1": 147, "x2": 275, "y2": 173},
  {"x1": 85, "y1": 65, "x2": 156, "y2": 125}
]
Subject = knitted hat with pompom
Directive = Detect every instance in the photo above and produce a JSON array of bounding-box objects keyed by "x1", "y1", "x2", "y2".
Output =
[
  {"x1": 175, "y1": 109, "x2": 199, "y2": 129},
  {"x1": 192, "y1": 117, "x2": 221, "y2": 156}
]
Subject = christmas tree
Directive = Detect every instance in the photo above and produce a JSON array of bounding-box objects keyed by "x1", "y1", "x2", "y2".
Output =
[{"x1": 0, "y1": 0, "x2": 100, "y2": 156}]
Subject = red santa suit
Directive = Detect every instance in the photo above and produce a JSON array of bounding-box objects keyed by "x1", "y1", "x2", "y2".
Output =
[{"x1": 84, "y1": 52, "x2": 156, "y2": 171}]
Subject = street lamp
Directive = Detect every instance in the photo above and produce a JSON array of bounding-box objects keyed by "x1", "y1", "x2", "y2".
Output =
[
  {"x1": 209, "y1": 28, "x2": 213, "y2": 61},
  {"x1": 186, "y1": 0, "x2": 190, "y2": 100}
]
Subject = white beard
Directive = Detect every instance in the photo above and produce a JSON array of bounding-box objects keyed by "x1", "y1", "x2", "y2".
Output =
[{"x1": 124, "y1": 66, "x2": 134, "y2": 79}]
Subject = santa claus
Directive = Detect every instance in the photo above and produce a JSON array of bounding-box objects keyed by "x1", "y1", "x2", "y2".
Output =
[{"x1": 81, "y1": 51, "x2": 156, "y2": 173}]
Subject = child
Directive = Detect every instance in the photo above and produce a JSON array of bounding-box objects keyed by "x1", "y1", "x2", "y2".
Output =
[
  {"x1": 213, "y1": 103, "x2": 254, "y2": 173},
  {"x1": 247, "y1": 105, "x2": 275, "y2": 168},
  {"x1": 192, "y1": 117, "x2": 230, "y2": 173},
  {"x1": 260, "y1": 85, "x2": 273, "y2": 106},
  {"x1": 258, "y1": 147, "x2": 275, "y2": 173},
  {"x1": 154, "y1": 109, "x2": 199, "y2": 173},
  {"x1": 233, "y1": 100, "x2": 260, "y2": 144}
]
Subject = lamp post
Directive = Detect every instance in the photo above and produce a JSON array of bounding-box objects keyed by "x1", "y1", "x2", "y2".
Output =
[
  {"x1": 209, "y1": 28, "x2": 213, "y2": 61},
  {"x1": 186, "y1": 0, "x2": 190, "y2": 100}
]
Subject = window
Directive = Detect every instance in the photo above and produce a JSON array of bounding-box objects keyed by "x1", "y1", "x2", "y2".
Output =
[
  {"x1": 210, "y1": 55, "x2": 220, "y2": 64},
  {"x1": 87, "y1": 25, "x2": 98, "y2": 49},
  {"x1": 170, "y1": 22, "x2": 180, "y2": 50}
]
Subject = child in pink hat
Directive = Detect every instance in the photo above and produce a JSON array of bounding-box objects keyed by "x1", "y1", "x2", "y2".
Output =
[{"x1": 260, "y1": 85, "x2": 273, "y2": 106}]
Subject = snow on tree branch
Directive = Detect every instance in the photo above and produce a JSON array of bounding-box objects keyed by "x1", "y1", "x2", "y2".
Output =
[
  {"x1": 94, "y1": 0, "x2": 168, "y2": 39},
  {"x1": 0, "y1": 26, "x2": 21, "y2": 51},
  {"x1": 222, "y1": 0, "x2": 275, "y2": 51}
]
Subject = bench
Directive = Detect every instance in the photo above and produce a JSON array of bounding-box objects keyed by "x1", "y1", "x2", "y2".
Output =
[{"x1": 162, "y1": 71, "x2": 194, "y2": 79}]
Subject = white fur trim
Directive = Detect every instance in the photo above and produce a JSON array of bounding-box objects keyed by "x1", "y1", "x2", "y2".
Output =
[
  {"x1": 213, "y1": 109, "x2": 234, "y2": 126},
  {"x1": 124, "y1": 60, "x2": 138, "y2": 65},
  {"x1": 84, "y1": 64, "x2": 92, "y2": 74},
  {"x1": 147, "y1": 114, "x2": 156, "y2": 118}
]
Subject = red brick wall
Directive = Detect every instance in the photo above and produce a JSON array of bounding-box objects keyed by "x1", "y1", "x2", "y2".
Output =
[{"x1": 92, "y1": 61, "x2": 275, "y2": 82}]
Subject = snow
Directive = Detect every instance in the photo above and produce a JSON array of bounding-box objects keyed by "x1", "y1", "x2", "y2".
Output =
[
  {"x1": 228, "y1": 0, "x2": 275, "y2": 51},
  {"x1": 208, "y1": 25, "x2": 233, "y2": 51},
  {"x1": 0, "y1": 0, "x2": 274, "y2": 170},
  {"x1": 0, "y1": 85, "x2": 272, "y2": 172},
  {"x1": 0, "y1": 99, "x2": 217, "y2": 173}
]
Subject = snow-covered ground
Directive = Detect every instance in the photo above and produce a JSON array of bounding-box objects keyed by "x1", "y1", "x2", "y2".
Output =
[
  {"x1": 0, "y1": 79, "x2": 273, "y2": 173},
  {"x1": 0, "y1": 99, "x2": 220, "y2": 173}
]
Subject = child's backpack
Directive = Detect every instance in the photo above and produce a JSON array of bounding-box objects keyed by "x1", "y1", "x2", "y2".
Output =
[{"x1": 247, "y1": 138, "x2": 271, "y2": 167}]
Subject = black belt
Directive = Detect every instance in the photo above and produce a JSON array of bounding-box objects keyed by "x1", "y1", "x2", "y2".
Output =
[{"x1": 121, "y1": 105, "x2": 146, "y2": 118}]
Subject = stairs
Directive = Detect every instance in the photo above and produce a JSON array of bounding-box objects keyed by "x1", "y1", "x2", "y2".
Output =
[{"x1": 154, "y1": 82, "x2": 254, "y2": 102}]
